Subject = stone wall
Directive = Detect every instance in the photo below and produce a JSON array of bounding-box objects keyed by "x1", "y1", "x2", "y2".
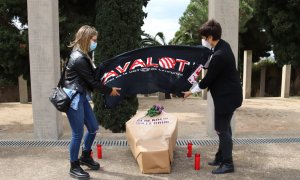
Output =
[{"x1": 0, "y1": 85, "x2": 31, "y2": 102}]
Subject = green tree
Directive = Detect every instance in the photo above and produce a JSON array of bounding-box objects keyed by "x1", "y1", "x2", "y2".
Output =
[
  {"x1": 0, "y1": 0, "x2": 98, "y2": 84},
  {"x1": 171, "y1": 0, "x2": 270, "y2": 64},
  {"x1": 93, "y1": 0, "x2": 149, "y2": 132},
  {"x1": 256, "y1": 0, "x2": 300, "y2": 66},
  {"x1": 0, "y1": 0, "x2": 29, "y2": 84},
  {"x1": 58, "y1": 0, "x2": 97, "y2": 60},
  {"x1": 239, "y1": 0, "x2": 255, "y2": 33},
  {"x1": 170, "y1": 0, "x2": 208, "y2": 45},
  {"x1": 239, "y1": 17, "x2": 271, "y2": 63},
  {"x1": 239, "y1": 0, "x2": 271, "y2": 63},
  {"x1": 140, "y1": 32, "x2": 167, "y2": 47}
]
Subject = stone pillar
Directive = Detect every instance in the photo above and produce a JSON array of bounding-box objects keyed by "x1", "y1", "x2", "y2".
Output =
[
  {"x1": 201, "y1": 69, "x2": 207, "y2": 100},
  {"x1": 206, "y1": 93, "x2": 215, "y2": 137},
  {"x1": 207, "y1": 0, "x2": 239, "y2": 137},
  {"x1": 209, "y1": 0, "x2": 239, "y2": 63},
  {"x1": 260, "y1": 67, "x2": 266, "y2": 97},
  {"x1": 27, "y1": 0, "x2": 63, "y2": 140},
  {"x1": 243, "y1": 50, "x2": 252, "y2": 99},
  {"x1": 18, "y1": 75, "x2": 28, "y2": 103},
  {"x1": 281, "y1": 64, "x2": 291, "y2": 98},
  {"x1": 158, "y1": 92, "x2": 165, "y2": 100}
]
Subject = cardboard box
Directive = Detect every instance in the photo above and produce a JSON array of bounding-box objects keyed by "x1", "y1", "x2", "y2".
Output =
[{"x1": 126, "y1": 111, "x2": 178, "y2": 173}]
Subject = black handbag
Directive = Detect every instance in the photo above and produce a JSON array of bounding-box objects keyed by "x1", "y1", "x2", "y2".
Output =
[{"x1": 49, "y1": 61, "x2": 78, "y2": 112}]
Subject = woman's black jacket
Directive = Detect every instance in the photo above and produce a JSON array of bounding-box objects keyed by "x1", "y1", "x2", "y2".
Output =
[{"x1": 64, "y1": 49, "x2": 112, "y2": 95}]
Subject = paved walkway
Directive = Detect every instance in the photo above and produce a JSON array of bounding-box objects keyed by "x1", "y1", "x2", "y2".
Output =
[
  {"x1": 0, "y1": 97, "x2": 300, "y2": 179},
  {"x1": 0, "y1": 144, "x2": 299, "y2": 180}
]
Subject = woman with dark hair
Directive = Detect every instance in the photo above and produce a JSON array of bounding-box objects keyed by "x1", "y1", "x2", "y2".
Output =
[{"x1": 183, "y1": 19, "x2": 242, "y2": 174}]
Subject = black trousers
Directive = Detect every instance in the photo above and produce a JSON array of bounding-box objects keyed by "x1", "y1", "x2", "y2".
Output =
[{"x1": 214, "y1": 111, "x2": 234, "y2": 163}]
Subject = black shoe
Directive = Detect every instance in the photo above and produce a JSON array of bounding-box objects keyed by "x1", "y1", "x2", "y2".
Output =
[
  {"x1": 70, "y1": 160, "x2": 90, "y2": 179},
  {"x1": 209, "y1": 150, "x2": 223, "y2": 166},
  {"x1": 212, "y1": 162, "x2": 234, "y2": 174},
  {"x1": 79, "y1": 149, "x2": 100, "y2": 170},
  {"x1": 208, "y1": 159, "x2": 222, "y2": 166}
]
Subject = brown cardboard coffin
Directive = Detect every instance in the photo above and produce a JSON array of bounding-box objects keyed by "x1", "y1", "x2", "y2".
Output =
[{"x1": 126, "y1": 111, "x2": 178, "y2": 173}]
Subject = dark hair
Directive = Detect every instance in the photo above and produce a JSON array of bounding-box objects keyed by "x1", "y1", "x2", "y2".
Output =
[{"x1": 199, "y1": 19, "x2": 222, "y2": 40}]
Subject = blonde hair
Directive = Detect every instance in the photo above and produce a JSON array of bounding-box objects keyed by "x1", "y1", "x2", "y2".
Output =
[{"x1": 69, "y1": 25, "x2": 98, "y2": 54}]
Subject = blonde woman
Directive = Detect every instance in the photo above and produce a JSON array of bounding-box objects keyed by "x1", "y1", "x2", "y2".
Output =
[{"x1": 64, "y1": 25, "x2": 121, "y2": 179}]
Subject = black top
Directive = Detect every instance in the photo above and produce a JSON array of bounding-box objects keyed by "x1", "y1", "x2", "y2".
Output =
[
  {"x1": 199, "y1": 39, "x2": 242, "y2": 113},
  {"x1": 64, "y1": 49, "x2": 112, "y2": 95}
]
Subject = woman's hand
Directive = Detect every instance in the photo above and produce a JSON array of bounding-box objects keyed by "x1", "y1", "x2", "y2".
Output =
[
  {"x1": 110, "y1": 87, "x2": 121, "y2": 96},
  {"x1": 182, "y1": 91, "x2": 193, "y2": 101}
]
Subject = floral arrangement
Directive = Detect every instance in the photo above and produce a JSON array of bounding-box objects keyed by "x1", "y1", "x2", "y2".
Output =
[{"x1": 146, "y1": 104, "x2": 164, "y2": 117}]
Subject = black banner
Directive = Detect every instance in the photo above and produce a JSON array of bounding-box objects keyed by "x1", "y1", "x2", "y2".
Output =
[{"x1": 97, "y1": 45, "x2": 212, "y2": 108}]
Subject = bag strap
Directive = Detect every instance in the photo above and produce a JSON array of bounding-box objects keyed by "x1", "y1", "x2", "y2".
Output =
[
  {"x1": 70, "y1": 91, "x2": 79, "y2": 101},
  {"x1": 203, "y1": 54, "x2": 213, "y2": 69},
  {"x1": 86, "y1": 54, "x2": 97, "y2": 69},
  {"x1": 57, "y1": 59, "x2": 69, "y2": 87}
]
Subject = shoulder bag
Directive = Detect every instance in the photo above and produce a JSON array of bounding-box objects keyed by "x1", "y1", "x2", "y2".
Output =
[{"x1": 49, "y1": 61, "x2": 78, "y2": 112}]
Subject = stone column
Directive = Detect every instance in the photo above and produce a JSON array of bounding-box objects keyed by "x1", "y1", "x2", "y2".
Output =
[
  {"x1": 243, "y1": 50, "x2": 252, "y2": 99},
  {"x1": 260, "y1": 67, "x2": 266, "y2": 97},
  {"x1": 209, "y1": 0, "x2": 239, "y2": 62},
  {"x1": 206, "y1": 92, "x2": 215, "y2": 137},
  {"x1": 207, "y1": 0, "x2": 239, "y2": 137},
  {"x1": 281, "y1": 64, "x2": 291, "y2": 98},
  {"x1": 18, "y1": 75, "x2": 28, "y2": 103},
  {"x1": 158, "y1": 92, "x2": 165, "y2": 100},
  {"x1": 27, "y1": 0, "x2": 63, "y2": 139},
  {"x1": 201, "y1": 69, "x2": 207, "y2": 100}
]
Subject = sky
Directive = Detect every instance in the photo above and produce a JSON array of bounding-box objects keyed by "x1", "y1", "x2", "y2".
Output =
[
  {"x1": 13, "y1": 1, "x2": 190, "y2": 43},
  {"x1": 142, "y1": 0, "x2": 190, "y2": 43}
]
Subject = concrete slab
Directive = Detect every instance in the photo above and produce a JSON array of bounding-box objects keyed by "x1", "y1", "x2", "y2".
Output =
[
  {"x1": 0, "y1": 143, "x2": 299, "y2": 179},
  {"x1": 1, "y1": 97, "x2": 300, "y2": 179}
]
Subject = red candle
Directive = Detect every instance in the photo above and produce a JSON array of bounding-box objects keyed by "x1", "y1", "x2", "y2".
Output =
[
  {"x1": 194, "y1": 153, "x2": 200, "y2": 170},
  {"x1": 97, "y1": 144, "x2": 102, "y2": 159},
  {"x1": 187, "y1": 142, "x2": 193, "y2": 157}
]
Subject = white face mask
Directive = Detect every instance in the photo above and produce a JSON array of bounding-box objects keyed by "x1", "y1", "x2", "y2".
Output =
[{"x1": 202, "y1": 39, "x2": 212, "y2": 49}]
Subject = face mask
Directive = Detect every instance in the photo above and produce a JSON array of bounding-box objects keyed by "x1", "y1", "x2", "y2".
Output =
[
  {"x1": 89, "y1": 41, "x2": 97, "y2": 52},
  {"x1": 202, "y1": 39, "x2": 212, "y2": 49}
]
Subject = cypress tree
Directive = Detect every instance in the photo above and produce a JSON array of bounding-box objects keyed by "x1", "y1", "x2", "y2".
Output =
[
  {"x1": 256, "y1": 0, "x2": 300, "y2": 66},
  {"x1": 59, "y1": 0, "x2": 97, "y2": 59},
  {"x1": 0, "y1": 0, "x2": 29, "y2": 84},
  {"x1": 93, "y1": 0, "x2": 149, "y2": 132}
]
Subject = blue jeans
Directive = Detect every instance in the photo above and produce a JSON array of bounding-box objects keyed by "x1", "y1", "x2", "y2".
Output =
[{"x1": 66, "y1": 93, "x2": 99, "y2": 162}]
